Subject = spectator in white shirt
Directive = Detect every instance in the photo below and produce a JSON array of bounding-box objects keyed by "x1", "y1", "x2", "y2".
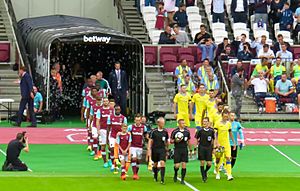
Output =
[
  {"x1": 249, "y1": 70, "x2": 269, "y2": 113},
  {"x1": 164, "y1": 0, "x2": 176, "y2": 25},
  {"x1": 275, "y1": 43, "x2": 293, "y2": 62},
  {"x1": 173, "y1": 25, "x2": 190, "y2": 44},
  {"x1": 251, "y1": 35, "x2": 267, "y2": 56},
  {"x1": 257, "y1": 44, "x2": 275, "y2": 59},
  {"x1": 212, "y1": 0, "x2": 225, "y2": 23}
]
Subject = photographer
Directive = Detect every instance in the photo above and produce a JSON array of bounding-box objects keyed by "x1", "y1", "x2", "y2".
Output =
[
  {"x1": 2, "y1": 132, "x2": 29, "y2": 171},
  {"x1": 237, "y1": 43, "x2": 253, "y2": 61}
]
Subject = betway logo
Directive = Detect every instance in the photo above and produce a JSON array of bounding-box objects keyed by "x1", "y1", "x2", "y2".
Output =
[{"x1": 83, "y1": 35, "x2": 111, "y2": 44}]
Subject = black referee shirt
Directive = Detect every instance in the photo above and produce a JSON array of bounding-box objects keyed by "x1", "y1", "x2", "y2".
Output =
[
  {"x1": 195, "y1": 127, "x2": 215, "y2": 147},
  {"x1": 149, "y1": 128, "x2": 169, "y2": 149},
  {"x1": 171, "y1": 127, "x2": 191, "y2": 149}
]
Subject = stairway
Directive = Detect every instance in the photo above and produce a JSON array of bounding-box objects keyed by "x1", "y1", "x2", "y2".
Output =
[
  {"x1": 0, "y1": 0, "x2": 21, "y2": 116},
  {"x1": 145, "y1": 66, "x2": 175, "y2": 119},
  {"x1": 120, "y1": 0, "x2": 150, "y2": 44}
]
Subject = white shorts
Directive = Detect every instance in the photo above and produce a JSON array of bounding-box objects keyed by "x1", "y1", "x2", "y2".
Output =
[
  {"x1": 99, "y1": 129, "x2": 107, "y2": 145},
  {"x1": 91, "y1": 126, "x2": 98, "y2": 138},
  {"x1": 109, "y1": 137, "x2": 116, "y2": 148},
  {"x1": 119, "y1": 154, "x2": 129, "y2": 161},
  {"x1": 130, "y1": 147, "x2": 143, "y2": 160}
]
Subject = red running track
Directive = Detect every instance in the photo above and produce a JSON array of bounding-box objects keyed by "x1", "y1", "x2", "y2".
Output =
[{"x1": 0, "y1": 128, "x2": 299, "y2": 145}]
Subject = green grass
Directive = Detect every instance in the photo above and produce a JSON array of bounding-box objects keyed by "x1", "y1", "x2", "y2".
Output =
[{"x1": 0, "y1": 144, "x2": 299, "y2": 191}]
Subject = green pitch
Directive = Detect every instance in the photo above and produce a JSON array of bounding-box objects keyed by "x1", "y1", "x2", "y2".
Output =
[{"x1": 0, "y1": 144, "x2": 299, "y2": 191}]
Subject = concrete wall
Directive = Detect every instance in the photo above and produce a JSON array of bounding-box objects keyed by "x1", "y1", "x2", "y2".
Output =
[{"x1": 11, "y1": 0, "x2": 123, "y2": 31}]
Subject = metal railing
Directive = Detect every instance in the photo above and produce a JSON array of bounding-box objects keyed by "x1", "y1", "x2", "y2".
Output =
[
  {"x1": 217, "y1": 59, "x2": 231, "y2": 109},
  {"x1": 114, "y1": 0, "x2": 132, "y2": 35}
]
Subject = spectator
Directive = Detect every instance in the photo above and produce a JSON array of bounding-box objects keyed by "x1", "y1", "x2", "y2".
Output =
[
  {"x1": 249, "y1": 70, "x2": 270, "y2": 113},
  {"x1": 108, "y1": 62, "x2": 128, "y2": 116},
  {"x1": 231, "y1": 67, "x2": 245, "y2": 121},
  {"x1": 275, "y1": 73, "x2": 297, "y2": 109},
  {"x1": 145, "y1": 0, "x2": 155, "y2": 6},
  {"x1": 273, "y1": 34, "x2": 291, "y2": 54},
  {"x1": 212, "y1": 0, "x2": 225, "y2": 23},
  {"x1": 249, "y1": 0, "x2": 256, "y2": 16},
  {"x1": 231, "y1": 0, "x2": 248, "y2": 23},
  {"x1": 191, "y1": 71, "x2": 200, "y2": 85},
  {"x1": 53, "y1": 62, "x2": 62, "y2": 92},
  {"x1": 219, "y1": 45, "x2": 236, "y2": 61},
  {"x1": 269, "y1": 0, "x2": 284, "y2": 26},
  {"x1": 33, "y1": 86, "x2": 43, "y2": 113},
  {"x1": 13, "y1": 66, "x2": 36, "y2": 127},
  {"x1": 201, "y1": 71, "x2": 219, "y2": 96},
  {"x1": 198, "y1": 38, "x2": 217, "y2": 62},
  {"x1": 194, "y1": 24, "x2": 212, "y2": 44},
  {"x1": 197, "y1": 59, "x2": 214, "y2": 81},
  {"x1": 50, "y1": 69, "x2": 60, "y2": 120},
  {"x1": 216, "y1": 38, "x2": 231, "y2": 58},
  {"x1": 293, "y1": 2, "x2": 300, "y2": 39},
  {"x1": 158, "y1": 26, "x2": 176, "y2": 44},
  {"x1": 237, "y1": 42, "x2": 253, "y2": 61},
  {"x1": 251, "y1": 57, "x2": 270, "y2": 78},
  {"x1": 258, "y1": 44, "x2": 275, "y2": 59},
  {"x1": 175, "y1": 59, "x2": 193, "y2": 83},
  {"x1": 232, "y1": 33, "x2": 248, "y2": 55},
  {"x1": 279, "y1": 2, "x2": 294, "y2": 31},
  {"x1": 173, "y1": 3, "x2": 188, "y2": 31},
  {"x1": 254, "y1": 0, "x2": 271, "y2": 25},
  {"x1": 186, "y1": 0, "x2": 195, "y2": 6},
  {"x1": 291, "y1": 59, "x2": 300, "y2": 86},
  {"x1": 155, "y1": 2, "x2": 167, "y2": 30},
  {"x1": 251, "y1": 35, "x2": 268, "y2": 56},
  {"x1": 231, "y1": 60, "x2": 248, "y2": 79},
  {"x1": 269, "y1": 57, "x2": 286, "y2": 92},
  {"x1": 96, "y1": 71, "x2": 111, "y2": 93},
  {"x1": 173, "y1": 25, "x2": 190, "y2": 44},
  {"x1": 275, "y1": 43, "x2": 293, "y2": 62},
  {"x1": 164, "y1": 0, "x2": 176, "y2": 25},
  {"x1": 178, "y1": 75, "x2": 196, "y2": 95}
]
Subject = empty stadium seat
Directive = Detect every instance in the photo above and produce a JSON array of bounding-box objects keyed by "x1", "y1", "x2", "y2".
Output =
[
  {"x1": 149, "y1": 30, "x2": 163, "y2": 44},
  {"x1": 233, "y1": 23, "x2": 247, "y2": 31},
  {"x1": 160, "y1": 47, "x2": 174, "y2": 58},
  {"x1": 141, "y1": 6, "x2": 156, "y2": 15},
  {"x1": 277, "y1": 31, "x2": 291, "y2": 40},
  {"x1": 293, "y1": 48, "x2": 300, "y2": 58},
  {"x1": 145, "y1": 46, "x2": 157, "y2": 65},
  {"x1": 179, "y1": 54, "x2": 195, "y2": 69},
  {"x1": 0, "y1": 42, "x2": 10, "y2": 62},
  {"x1": 186, "y1": 6, "x2": 199, "y2": 15},
  {"x1": 194, "y1": 63, "x2": 202, "y2": 72},
  {"x1": 212, "y1": 23, "x2": 226, "y2": 31},
  {"x1": 253, "y1": 30, "x2": 270, "y2": 39},
  {"x1": 178, "y1": 47, "x2": 193, "y2": 56},
  {"x1": 145, "y1": 53, "x2": 155, "y2": 65},
  {"x1": 163, "y1": 61, "x2": 179, "y2": 73},
  {"x1": 161, "y1": 54, "x2": 177, "y2": 64}
]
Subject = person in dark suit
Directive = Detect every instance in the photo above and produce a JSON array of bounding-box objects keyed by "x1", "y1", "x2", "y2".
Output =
[
  {"x1": 108, "y1": 62, "x2": 128, "y2": 116},
  {"x1": 14, "y1": 66, "x2": 37, "y2": 127},
  {"x1": 231, "y1": 0, "x2": 248, "y2": 23}
]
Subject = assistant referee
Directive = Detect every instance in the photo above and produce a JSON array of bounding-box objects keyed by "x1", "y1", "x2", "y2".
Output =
[
  {"x1": 147, "y1": 117, "x2": 169, "y2": 185},
  {"x1": 195, "y1": 117, "x2": 216, "y2": 183}
]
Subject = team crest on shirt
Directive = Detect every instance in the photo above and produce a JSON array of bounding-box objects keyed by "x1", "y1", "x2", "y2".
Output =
[{"x1": 207, "y1": 136, "x2": 212, "y2": 141}]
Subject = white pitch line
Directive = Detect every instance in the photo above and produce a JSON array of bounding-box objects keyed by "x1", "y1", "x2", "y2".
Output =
[
  {"x1": 270, "y1": 145, "x2": 300, "y2": 168},
  {"x1": 177, "y1": 177, "x2": 200, "y2": 191},
  {"x1": 0, "y1": 148, "x2": 33, "y2": 172}
]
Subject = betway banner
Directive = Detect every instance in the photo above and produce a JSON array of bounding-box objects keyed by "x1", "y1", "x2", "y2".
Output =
[{"x1": 83, "y1": 35, "x2": 111, "y2": 44}]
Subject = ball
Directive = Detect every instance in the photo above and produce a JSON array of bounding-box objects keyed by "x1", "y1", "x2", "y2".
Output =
[{"x1": 175, "y1": 132, "x2": 184, "y2": 141}]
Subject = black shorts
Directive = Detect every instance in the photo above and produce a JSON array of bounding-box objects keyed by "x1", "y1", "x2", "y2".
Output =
[
  {"x1": 231, "y1": 146, "x2": 238, "y2": 158},
  {"x1": 174, "y1": 148, "x2": 188, "y2": 164},
  {"x1": 152, "y1": 148, "x2": 166, "y2": 162},
  {"x1": 198, "y1": 146, "x2": 213, "y2": 161}
]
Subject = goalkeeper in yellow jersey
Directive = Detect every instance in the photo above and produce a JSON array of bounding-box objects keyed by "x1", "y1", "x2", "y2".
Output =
[
  {"x1": 173, "y1": 85, "x2": 192, "y2": 127},
  {"x1": 214, "y1": 109, "x2": 236, "y2": 181}
]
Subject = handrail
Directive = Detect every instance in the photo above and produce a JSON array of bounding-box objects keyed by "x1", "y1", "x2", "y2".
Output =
[
  {"x1": 114, "y1": 0, "x2": 132, "y2": 35},
  {"x1": 217, "y1": 59, "x2": 231, "y2": 108},
  {"x1": 3, "y1": 0, "x2": 32, "y2": 75}
]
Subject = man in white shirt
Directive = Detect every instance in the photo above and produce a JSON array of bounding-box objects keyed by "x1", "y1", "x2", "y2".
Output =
[
  {"x1": 212, "y1": 0, "x2": 225, "y2": 23},
  {"x1": 251, "y1": 35, "x2": 267, "y2": 56},
  {"x1": 164, "y1": 0, "x2": 176, "y2": 25},
  {"x1": 173, "y1": 25, "x2": 190, "y2": 44},
  {"x1": 257, "y1": 44, "x2": 275, "y2": 60},
  {"x1": 231, "y1": 0, "x2": 248, "y2": 23},
  {"x1": 249, "y1": 70, "x2": 269, "y2": 113},
  {"x1": 275, "y1": 43, "x2": 293, "y2": 63}
]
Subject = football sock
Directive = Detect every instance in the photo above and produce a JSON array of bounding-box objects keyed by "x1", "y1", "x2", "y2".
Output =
[
  {"x1": 225, "y1": 161, "x2": 232, "y2": 176},
  {"x1": 101, "y1": 148, "x2": 107, "y2": 163},
  {"x1": 200, "y1": 166, "x2": 205, "y2": 178},
  {"x1": 109, "y1": 148, "x2": 114, "y2": 161},
  {"x1": 231, "y1": 158, "x2": 236, "y2": 168},
  {"x1": 205, "y1": 165, "x2": 211, "y2": 173},
  {"x1": 121, "y1": 165, "x2": 126, "y2": 176},
  {"x1": 132, "y1": 159, "x2": 137, "y2": 175},
  {"x1": 153, "y1": 167, "x2": 158, "y2": 179},
  {"x1": 174, "y1": 167, "x2": 179, "y2": 177},
  {"x1": 92, "y1": 138, "x2": 98, "y2": 154},
  {"x1": 125, "y1": 162, "x2": 130, "y2": 172},
  {"x1": 160, "y1": 167, "x2": 165, "y2": 182},
  {"x1": 136, "y1": 161, "x2": 140, "y2": 174},
  {"x1": 215, "y1": 161, "x2": 220, "y2": 174},
  {"x1": 181, "y1": 168, "x2": 186, "y2": 181}
]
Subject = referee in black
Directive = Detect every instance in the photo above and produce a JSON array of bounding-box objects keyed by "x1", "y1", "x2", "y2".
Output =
[
  {"x1": 170, "y1": 119, "x2": 192, "y2": 185},
  {"x1": 195, "y1": 117, "x2": 216, "y2": 182},
  {"x1": 147, "y1": 117, "x2": 169, "y2": 185}
]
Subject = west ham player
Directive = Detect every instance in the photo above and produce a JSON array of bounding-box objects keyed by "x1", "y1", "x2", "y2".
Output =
[
  {"x1": 214, "y1": 110, "x2": 236, "y2": 181},
  {"x1": 81, "y1": 78, "x2": 93, "y2": 122},
  {"x1": 127, "y1": 114, "x2": 148, "y2": 180},
  {"x1": 95, "y1": 97, "x2": 114, "y2": 167},
  {"x1": 147, "y1": 117, "x2": 169, "y2": 185},
  {"x1": 82, "y1": 87, "x2": 98, "y2": 153},
  {"x1": 170, "y1": 119, "x2": 192, "y2": 185},
  {"x1": 107, "y1": 105, "x2": 127, "y2": 173},
  {"x1": 89, "y1": 96, "x2": 102, "y2": 160},
  {"x1": 114, "y1": 124, "x2": 132, "y2": 180},
  {"x1": 195, "y1": 117, "x2": 216, "y2": 182},
  {"x1": 229, "y1": 112, "x2": 245, "y2": 168}
]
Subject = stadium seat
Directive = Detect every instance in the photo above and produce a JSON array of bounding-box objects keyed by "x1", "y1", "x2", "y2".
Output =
[
  {"x1": 161, "y1": 54, "x2": 177, "y2": 65},
  {"x1": 160, "y1": 47, "x2": 175, "y2": 58},
  {"x1": 234, "y1": 30, "x2": 249, "y2": 40},
  {"x1": 145, "y1": 53, "x2": 155, "y2": 65},
  {"x1": 163, "y1": 61, "x2": 179, "y2": 73},
  {"x1": 145, "y1": 46, "x2": 157, "y2": 65},
  {"x1": 141, "y1": 6, "x2": 156, "y2": 15},
  {"x1": 253, "y1": 30, "x2": 270, "y2": 39},
  {"x1": 179, "y1": 54, "x2": 195, "y2": 69},
  {"x1": 227, "y1": 63, "x2": 236, "y2": 78},
  {"x1": 274, "y1": 23, "x2": 280, "y2": 36},
  {"x1": 189, "y1": 21, "x2": 202, "y2": 31},
  {"x1": 188, "y1": 14, "x2": 202, "y2": 23},
  {"x1": 146, "y1": 20, "x2": 156, "y2": 30},
  {"x1": 212, "y1": 23, "x2": 226, "y2": 31},
  {"x1": 0, "y1": 42, "x2": 10, "y2": 62},
  {"x1": 149, "y1": 30, "x2": 163, "y2": 44},
  {"x1": 277, "y1": 31, "x2": 291, "y2": 40},
  {"x1": 194, "y1": 63, "x2": 202, "y2": 72},
  {"x1": 233, "y1": 23, "x2": 247, "y2": 31},
  {"x1": 178, "y1": 47, "x2": 193, "y2": 56},
  {"x1": 186, "y1": 6, "x2": 199, "y2": 15},
  {"x1": 293, "y1": 47, "x2": 300, "y2": 58},
  {"x1": 196, "y1": 48, "x2": 202, "y2": 62},
  {"x1": 253, "y1": 23, "x2": 267, "y2": 31}
]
